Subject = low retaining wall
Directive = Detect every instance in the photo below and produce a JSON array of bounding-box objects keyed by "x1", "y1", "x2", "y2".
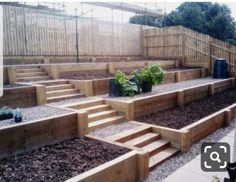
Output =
[
  {"x1": 74, "y1": 68, "x2": 208, "y2": 96},
  {"x1": 0, "y1": 86, "x2": 37, "y2": 108},
  {"x1": 0, "y1": 112, "x2": 77, "y2": 158},
  {"x1": 131, "y1": 78, "x2": 235, "y2": 118}
]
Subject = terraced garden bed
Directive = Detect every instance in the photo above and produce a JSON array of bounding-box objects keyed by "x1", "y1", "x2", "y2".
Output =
[
  {"x1": 0, "y1": 137, "x2": 130, "y2": 182},
  {"x1": 137, "y1": 89, "x2": 236, "y2": 129}
]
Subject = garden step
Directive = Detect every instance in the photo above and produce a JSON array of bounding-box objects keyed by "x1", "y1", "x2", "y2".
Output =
[
  {"x1": 149, "y1": 147, "x2": 179, "y2": 170},
  {"x1": 16, "y1": 76, "x2": 51, "y2": 82},
  {"x1": 142, "y1": 139, "x2": 170, "y2": 156},
  {"x1": 124, "y1": 133, "x2": 161, "y2": 147},
  {"x1": 88, "y1": 110, "x2": 118, "y2": 123},
  {"x1": 46, "y1": 84, "x2": 74, "y2": 92},
  {"x1": 84, "y1": 104, "x2": 111, "y2": 114},
  {"x1": 47, "y1": 93, "x2": 85, "y2": 103},
  {"x1": 106, "y1": 125, "x2": 152, "y2": 142},
  {"x1": 38, "y1": 80, "x2": 69, "y2": 86},
  {"x1": 88, "y1": 116, "x2": 125, "y2": 131},
  {"x1": 70, "y1": 99, "x2": 104, "y2": 110},
  {"x1": 46, "y1": 88, "x2": 79, "y2": 97},
  {"x1": 17, "y1": 72, "x2": 48, "y2": 78},
  {"x1": 16, "y1": 68, "x2": 42, "y2": 73}
]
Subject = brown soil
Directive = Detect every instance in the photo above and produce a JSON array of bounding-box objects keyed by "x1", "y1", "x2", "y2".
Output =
[
  {"x1": 137, "y1": 89, "x2": 236, "y2": 129},
  {"x1": 0, "y1": 138, "x2": 130, "y2": 182}
]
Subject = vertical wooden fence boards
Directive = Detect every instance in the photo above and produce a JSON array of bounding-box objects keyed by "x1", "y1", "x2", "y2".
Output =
[
  {"x1": 143, "y1": 26, "x2": 236, "y2": 76},
  {"x1": 142, "y1": 26, "x2": 183, "y2": 59},
  {"x1": 3, "y1": 5, "x2": 142, "y2": 57}
]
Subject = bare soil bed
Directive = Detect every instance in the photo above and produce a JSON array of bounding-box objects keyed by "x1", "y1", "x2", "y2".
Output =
[
  {"x1": 0, "y1": 138, "x2": 130, "y2": 182},
  {"x1": 138, "y1": 89, "x2": 236, "y2": 129}
]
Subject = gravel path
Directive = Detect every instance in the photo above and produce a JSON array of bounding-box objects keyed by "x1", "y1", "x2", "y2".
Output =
[
  {"x1": 110, "y1": 77, "x2": 227, "y2": 101},
  {"x1": 145, "y1": 121, "x2": 235, "y2": 182},
  {"x1": 0, "y1": 106, "x2": 71, "y2": 128},
  {"x1": 138, "y1": 89, "x2": 236, "y2": 129},
  {"x1": 0, "y1": 138, "x2": 130, "y2": 182},
  {"x1": 89, "y1": 122, "x2": 141, "y2": 138}
]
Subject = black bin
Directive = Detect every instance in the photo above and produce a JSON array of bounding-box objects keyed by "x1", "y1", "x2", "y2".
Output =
[{"x1": 213, "y1": 58, "x2": 228, "y2": 79}]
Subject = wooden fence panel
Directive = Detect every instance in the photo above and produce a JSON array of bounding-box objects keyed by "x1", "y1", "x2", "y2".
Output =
[{"x1": 3, "y1": 5, "x2": 142, "y2": 57}]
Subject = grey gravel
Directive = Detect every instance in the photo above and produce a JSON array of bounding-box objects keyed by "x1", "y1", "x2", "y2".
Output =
[
  {"x1": 89, "y1": 122, "x2": 141, "y2": 138},
  {"x1": 144, "y1": 121, "x2": 235, "y2": 182},
  {"x1": 111, "y1": 77, "x2": 228, "y2": 101},
  {"x1": 0, "y1": 106, "x2": 71, "y2": 128}
]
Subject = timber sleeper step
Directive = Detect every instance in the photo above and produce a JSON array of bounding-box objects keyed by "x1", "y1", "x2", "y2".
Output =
[
  {"x1": 46, "y1": 88, "x2": 79, "y2": 97},
  {"x1": 88, "y1": 116, "x2": 125, "y2": 131},
  {"x1": 17, "y1": 76, "x2": 51, "y2": 82},
  {"x1": 17, "y1": 72, "x2": 47, "y2": 77},
  {"x1": 39, "y1": 80, "x2": 69, "y2": 86},
  {"x1": 124, "y1": 133, "x2": 161, "y2": 147},
  {"x1": 47, "y1": 93, "x2": 85, "y2": 103},
  {"x1": 46, "y1": 84, "x2": 74, "y2": 92},
  {"x1": 149, "y1": 147, "x2": 179, "y2": 170},
  {"x1": 88, "y1": 110, "x2": 118, "y2": 123},
  {"x1": 84, "y1": 104, "x2": 111, "y2": 114},
  {"x1": 142, "y1": 139, "x2": 170, "y2": 156}
]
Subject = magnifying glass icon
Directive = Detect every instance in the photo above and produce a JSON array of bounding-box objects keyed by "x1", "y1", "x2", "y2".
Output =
[{"x1": 210, "y1": 152, "x2": 221, "y2": 163}]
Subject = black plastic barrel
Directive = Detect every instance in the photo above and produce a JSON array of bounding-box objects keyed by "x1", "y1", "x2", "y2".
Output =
[{"x1": 213, "y1": 58, "x2": 228, "y2": 79}]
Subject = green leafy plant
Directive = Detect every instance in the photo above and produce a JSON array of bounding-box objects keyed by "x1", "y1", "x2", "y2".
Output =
[
  {"x1": 114, "y1": 70, "x2": 138, "y2": 96},
  {"x1": 121, "y1": 80, "x2": 138, "y2": 96},
  {"x1": 140, "y1": 64, "x2": 164, "y2": 85},
  {"x1": 114, "y1": 70, "x2": 127, "y2": 85},
  {"x1": 0, "y1": 107, "x2": 14, "y2": 120}
]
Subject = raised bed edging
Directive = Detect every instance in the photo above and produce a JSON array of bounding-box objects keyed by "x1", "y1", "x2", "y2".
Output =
[
  {"x1": 0, "y1": 111, "x2": 146, "y2": 182},
  {"x1": 0, "y1": 112, "x2": 77, "y2": 158},
  {"x1": 0, "y1": 85, "x2": 37, "y2": 108},
  {"x1": 66, "y1": 150, "x2": 141, "y2": 182}
]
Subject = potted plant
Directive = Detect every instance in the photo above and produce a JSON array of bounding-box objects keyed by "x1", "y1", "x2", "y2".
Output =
[
  {"x1": 109, "y1": 70, "x2": 125, "y2": 97},
  {"x1": 121, "y1": 80, "x2": 138, "y2": 96},
  {"x1": 140, "y1": 64, "x2": 164, "y2": 93},
  {"x1": 129, "y1": 70, "x2": 142, "y2": 94}
]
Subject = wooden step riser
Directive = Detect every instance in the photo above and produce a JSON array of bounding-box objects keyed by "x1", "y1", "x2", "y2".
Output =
[
  {"x1": 116, "y1": 128, "x2": 152, "y2": 143},
  {"x1": 71, "y1": 100, "x2": 105, "y2": 110},
  {"x1": 88, "y1": 117, "x2": 124, "y2": 132},
  {"x1": 149, "y1": 150, "x2": 179, "y2": 170},
  {"x1": 149, "y1": 142, "x2": 170, "y2": 157},
  {"x1": 42, "y1": 81, "x2": 69, "y2": 86},
  {"x1": 132, "y1": 135, "x2": 161, "y2": 148},
  {"x1": 47, "y1": 94, "x2": 84, "y2": 103},
  {"x1": 47, "y1": 89, "x2": 78, "y2": 98},
  {"x1": 17, "y1": 77, "x2": 51, "y2": 82},
  {"x1": 17, "y1": 72, "x2": 48, "y2": 78},
  {"x1": 89, "y1": 111, "x2": 118, "y2": 123},
  {"x1": 46, "y1": 85, "x2": 74, "y2": 92},
  {"x1": 86, "y1": 105, "x2": 111, "y2": 114},
  {"x1": 16, "y1": 69, "x2": 42, "y2": 73}
]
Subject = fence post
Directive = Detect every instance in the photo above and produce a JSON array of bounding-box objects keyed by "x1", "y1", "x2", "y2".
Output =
[
  {"x1": 209, "y1": 38, "x2": 213, "y2": 75},
  {"x1": 176, "y1": 71, "x2": 181, "y2": 82}
]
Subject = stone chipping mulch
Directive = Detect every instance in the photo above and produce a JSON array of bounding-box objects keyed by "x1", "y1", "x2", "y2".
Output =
[
  {"x1": 144, "y1": 121, "x2": 235, "y2": 182},
  {"x1": 89, "y1": 122, "x2": 141, "y2": 139},
  {"x1": 0, "y1": 106, "x2": 71, "y2": 128}
]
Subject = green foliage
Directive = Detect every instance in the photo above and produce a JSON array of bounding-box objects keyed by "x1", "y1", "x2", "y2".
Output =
[
  {"x1": 121, "y1": 80, "x2": 138, "y2": 96},
  {"x1": 129, "y1": 2, "x2": 236, "y2": 45},
  {"x1": 114, "y1": 70, "x2": 138, "y2": 96},
  {"x1": 140, "y1": 64, "x2": 164, "y2": 85},
  {"x1": 114, "y1": 70, "x2": 126, "y2": 85}
]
